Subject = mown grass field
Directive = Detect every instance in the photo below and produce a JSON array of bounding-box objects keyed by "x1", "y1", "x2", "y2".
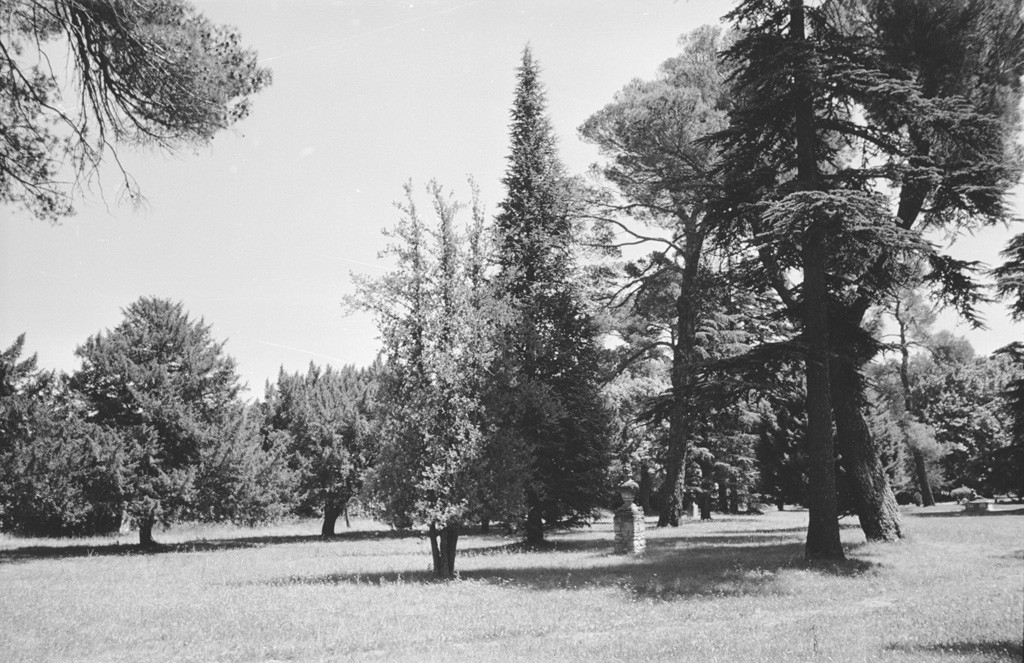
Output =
[{"x1": 1, "y1": 504, "x2": 1021, "y2": 662}]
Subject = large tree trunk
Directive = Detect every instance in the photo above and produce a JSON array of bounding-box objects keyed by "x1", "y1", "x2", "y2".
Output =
[
  {"x1": 792, "y1": 0, "x2": 844, "y2": 561},
  {"x1": 429, "y1": 523, "x2": 460, "y2": 579},
  {"x1": 321, "y1": 500, "x2": 341, "y2": 538},
  {"x1": 699, "y1": 490, "x2": 712, "y2": 520},
  {"x1": 832, "y1": 360, "x2": 905, "y2": 541},
  {"x1": 802, "y1": 230, "x2": 844, "y2": 560},
  {"x1": 655, "y1": 240, "x2": 701, "y2": 527},
  {"x1": 138, "y1": 516, "x2": 156, "y2": 547}
]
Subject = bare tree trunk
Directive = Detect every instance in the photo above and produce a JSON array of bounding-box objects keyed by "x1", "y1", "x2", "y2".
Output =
[
  {"x1": 729, "y1": 482, "x2": 740, "y2": 514},
  {"x1": 429, "y1": 523, "x2": 460, "y2": 579},
  {"x1": 899, "y1": 326, "x2": 936, "y2": 507},
  {"x1": 656, "y1": 232, "x2": 702, "y2": 527},
  {"x1": 832, "y1": 361, "x2": 906, "y2": 541},
  {"x1": 480, "y1": 517, "x2": 490, "y2": 534},
  {"x1": 792, "y1": 0, "x2": 844, "y2": 561},
  {"x1": 912, "y1": 449, "x2": 936, "y2": 506},
  {"x1": 138, "y1": 516, "x2": 156, "y2": 547},
  {"x1": 321, "y1": 500, "x2": 341, "y2": 538},
  {"x1": 699, "y1": 490, "x2": 712, "y2": 520},
  {"x1": 718, "y1": 480, "x2": 729, "y2": 513}
]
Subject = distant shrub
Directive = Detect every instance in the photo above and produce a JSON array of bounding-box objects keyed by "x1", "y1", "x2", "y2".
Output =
[
  {"x1": 950, "y1": 486, "x2": 977, "y2": 503},
  {"x1": 895, "y1": 490, "x2": 922, "y2": 506}
]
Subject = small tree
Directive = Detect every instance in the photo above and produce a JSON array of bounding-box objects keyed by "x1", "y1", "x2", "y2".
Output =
[
  {"x1": 264, "y1": 363, "x2": 375, "y2": 537},
  {"x1": 352, "y1": 181, "x2": 524, "y2": 577},
  {"x1": 71, "y1": 297, "x2": 244, "y2": 545},
  {"x1": 0, "y1": 335, "x2": 123, "y2": 535},
  {"x1": 192, "y1": 402, "x2": 296, "y2": 526}
]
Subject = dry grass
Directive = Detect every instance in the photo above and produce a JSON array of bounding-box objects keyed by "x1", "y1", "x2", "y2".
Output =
[{"x1": 1, "y1": 504, "x2": 1021, "y2": 662}]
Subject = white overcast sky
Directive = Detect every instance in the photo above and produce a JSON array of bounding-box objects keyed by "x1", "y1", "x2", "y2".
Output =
[{"x1": 1, "y1": 0, "x2": 1019, "y2": 398}]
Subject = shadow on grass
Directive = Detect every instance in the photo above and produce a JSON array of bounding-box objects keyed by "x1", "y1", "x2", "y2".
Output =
[
  {"x1": 910, "y1": 508, "x2": 1024, "y2": 518},
  {"x1": 886, "y1": 640, "x2": 1023, "y2": 660},
  {"x1": 0, "y1": 528, "x2": 421, "y2": 564},
  {"x1": 264, "y1": 528, "x2": 875, "y2": 601}
]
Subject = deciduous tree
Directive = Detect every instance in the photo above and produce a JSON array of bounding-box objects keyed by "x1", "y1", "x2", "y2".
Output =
[{"x1": 352, "y1": 181, "x2": 524, "y2": 577}]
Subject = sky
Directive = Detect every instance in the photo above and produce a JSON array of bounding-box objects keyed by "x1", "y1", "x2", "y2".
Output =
[{"x1": 1, "y1": 0, "x2": 1020, "y2": 399}]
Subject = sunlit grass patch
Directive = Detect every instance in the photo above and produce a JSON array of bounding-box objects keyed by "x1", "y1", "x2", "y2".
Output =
[{"x1": 1, "y1": 505, "x2": 1021, "y2": 662}]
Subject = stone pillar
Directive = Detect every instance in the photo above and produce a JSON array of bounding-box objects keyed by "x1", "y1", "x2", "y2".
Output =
[{"x1": 614, "y1": 480, "x2": 646, "y2": 555}]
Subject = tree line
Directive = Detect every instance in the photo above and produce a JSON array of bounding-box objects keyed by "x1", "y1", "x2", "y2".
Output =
[{"x1": 2, "y1": 0, "x2": 1023, "y2": 577}]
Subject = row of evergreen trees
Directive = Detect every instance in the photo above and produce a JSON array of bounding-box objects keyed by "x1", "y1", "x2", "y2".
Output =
[{"x1": 0, "y1": 301, "x2": 378, "y2": 544}]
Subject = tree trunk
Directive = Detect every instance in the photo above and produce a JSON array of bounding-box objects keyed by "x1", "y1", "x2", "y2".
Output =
[
  {"x1": 638, "y1": 462, "x2": 653, "y2": 513},
  {"x1": 718, "y1": 481, "x2": 729, "y2": 513},
  {"x1": 832, "y1": 361, "x2": 906, "y2": 541},
  {"x1": 699, "y1": 491, "x2": 712, "y2": 520},
  {"x1": 321, "y1": 500, "x2": 341, "y2": 538},
  {"x1": 801, "y1": 226, "x2": 845, "y2": 560},
  {"x1": 899, "y1": 324, "x2": 935, "y2": 507},
  {"x1": 656, "y1": 231, "x2": 702, "y2": 527},
  {"x1": 480, "y1": 517, "x2": 490, "y2": 534},
  {"x1": 429, "y1": 523, "x2": 460, "y2": 579},
  {"x1": 656, "y1": 471, "x2": 683, "y2": 527},
  {"x1": 525, "y1": 490, "x2": 544, "y2": 546},
  {"x1": 792, "y1": 0, "x2": 844, "y2": 561},
  {"x1": 912, "y1": 449, "x2": 936, "y2": 506},
  {"x1": 138, "y1": 516, "x2": 155, "y2": 547}
]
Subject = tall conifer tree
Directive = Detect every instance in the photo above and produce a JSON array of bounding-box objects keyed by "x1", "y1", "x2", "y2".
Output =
[{"x1": 494, "y1": 47, "x2": 611, "y2": 545}]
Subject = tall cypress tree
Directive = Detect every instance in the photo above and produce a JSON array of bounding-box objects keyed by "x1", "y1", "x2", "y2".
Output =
[{"x1": 495, "y1": 47, "x2": 611, "y2": 545}]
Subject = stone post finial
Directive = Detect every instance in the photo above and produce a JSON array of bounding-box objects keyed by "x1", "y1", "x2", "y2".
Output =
[
  {"x1": 618, "y1": 479, "x2": 639, "y2": 507},
  {"x1": 614, "y1": 479, "x2": 645, "y2": 555}
]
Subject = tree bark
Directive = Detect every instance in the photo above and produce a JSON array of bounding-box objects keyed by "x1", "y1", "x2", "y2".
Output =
[
  {"x1": 699, "y1": 490, "x2": 712, "y2": 520},
  {"x1": 832, "y1": 359, "x2": 905, "y2": 541},
  {"x1": 656, "y1": 240, "x2": 701, "y2": 527},
  {"x1": 792, "y1": 0, "x2": 844, "y2": 561},
  {"x1": 912, "y1": 449, "x2": 936, "y2": 506},
  {"x1": 729, "y1": 482, "x2": 740, "y2": 514},
  {"x1": 480, "y1": 517, "x2": 490, "y2": 534},
  {"x1": 429, "y1": 523, "x2": 460, "y2": 579},
  {"x1": 138, "y1": 516, "x2": 155, "y2": 547},
  {"x1": 321, "y1": 500, "x2": 341, "y2": 538},
  {"x1": 899, "y1": 325, "x2": 935, "y2": 507},
  {"x1": 718, "y1": 481, "x2": 729, "y2": 513}
]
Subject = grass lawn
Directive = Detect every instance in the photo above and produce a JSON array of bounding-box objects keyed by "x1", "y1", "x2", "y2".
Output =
[{"x1": 1, "y1": 504, "x2": 1021, "y2": 662}]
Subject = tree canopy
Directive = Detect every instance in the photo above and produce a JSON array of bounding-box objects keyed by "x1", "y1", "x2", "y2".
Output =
[
  {"x1": 1, "y1": 0, "x2": 271, "y2": 221},
  {"x1": 71, "y1": 297, "x2": 246, "y2": 545}
]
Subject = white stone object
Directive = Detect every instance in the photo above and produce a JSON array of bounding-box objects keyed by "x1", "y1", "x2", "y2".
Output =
[{"x1": 614, "y1": 480, "x2": 646, "y2": 555}]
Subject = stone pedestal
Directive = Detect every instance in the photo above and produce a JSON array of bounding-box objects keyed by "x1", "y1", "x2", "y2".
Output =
[
  {"x1": 964, "y1": 498, "x2": 994, "y2": 514},
  {"x1": 614, "y1": 480, "x2": 646, "y2": 555}
]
